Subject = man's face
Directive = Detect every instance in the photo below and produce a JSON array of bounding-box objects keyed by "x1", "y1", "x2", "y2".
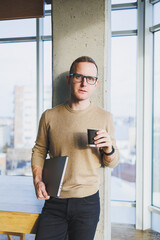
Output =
[{"x1": 68, "y1": 62, "x2": 99, "y2": 102}]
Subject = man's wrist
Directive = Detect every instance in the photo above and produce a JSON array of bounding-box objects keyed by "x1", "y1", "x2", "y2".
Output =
[
  {"x1": 32, "y1": 165, "x2": 43, "y2": 186},
  {"x1": 102, "y1": 146, "x2": 115, "y2": 156},
  {"x1": 34, "y1": 177, "x2": 42, "y2": 186}
]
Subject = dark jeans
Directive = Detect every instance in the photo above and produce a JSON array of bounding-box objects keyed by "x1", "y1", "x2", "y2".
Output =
[{"x1": 35, "y1": 191, "x2": 100, "y2": 240}]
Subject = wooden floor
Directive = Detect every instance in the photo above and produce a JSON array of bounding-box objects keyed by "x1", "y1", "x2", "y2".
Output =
[
  {"x1": 112, "y1": 224, "x2": 160, "y2": 240},
  {"x1": 1, "y1": 224, "x2": 160, "y2": 239}
]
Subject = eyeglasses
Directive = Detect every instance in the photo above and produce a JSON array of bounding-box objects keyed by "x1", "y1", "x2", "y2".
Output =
[{"x1": 69, "y1": 73, "x2": 98, "y2": 85}]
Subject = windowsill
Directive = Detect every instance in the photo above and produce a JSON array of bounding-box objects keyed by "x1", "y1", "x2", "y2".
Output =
[
  {"x1": 111, "y1": 200, "x2": 136, "y2": 207},
  {"x1": 148, "y1": 205, "x2": 160, "y2": 215}
]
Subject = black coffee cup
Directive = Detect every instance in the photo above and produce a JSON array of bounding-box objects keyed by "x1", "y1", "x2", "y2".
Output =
[{"x1": 87, "y1": 129, "x2": 99, "y2": 147}]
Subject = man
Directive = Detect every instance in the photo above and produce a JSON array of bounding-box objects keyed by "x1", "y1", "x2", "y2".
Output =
[{"x1": 31, "y1": 56, "x2": 119, "y2": 240}]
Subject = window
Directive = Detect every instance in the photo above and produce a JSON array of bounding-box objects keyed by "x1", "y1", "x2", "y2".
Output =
[
  {"x1": 111, "y1": 36, "x2": 137, "y2": 202},
  {"x1": 152, "y1": 27, "x2": 160, "y2": 209},
  {"x1": 0, "y1": 18, "x2": 36, "y2": 38},
  {"x1": 111, "y1": 0, "x2": 137, "y2": 225},
  {"x1": 0, "y1": 7, "x2": 52, "y2": 176},
  {"x1": 112, "y1": 9, "x2": 137, "y2": 31},
  {"x1": 44, "y1": 41, "x2": 52, "y2": 110},
  {"x1": 111, "y1": 2, "x2": 137, "y2": 204},
  {"x1": 112, "y1": 0, "x2": 136, "y2": 4},
  {"x1": 153, "y1": 2, "x2": 160, "y2": 25}
]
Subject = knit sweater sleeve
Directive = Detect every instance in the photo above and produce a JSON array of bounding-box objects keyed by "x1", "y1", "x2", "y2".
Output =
[
  {"x1": 102, "y1": 113, "x2": 120, "y2": 168},
  {"x1": 31, "y1": 110, "x2": 49, "y2": 168}
]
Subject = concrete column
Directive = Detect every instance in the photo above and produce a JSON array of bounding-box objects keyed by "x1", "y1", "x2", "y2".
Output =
[{"x1": 52, "y1": 0, "x2": 111, "y2": 239}]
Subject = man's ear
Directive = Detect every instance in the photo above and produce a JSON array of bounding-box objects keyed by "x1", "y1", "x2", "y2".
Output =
[
  {"x1": 66, "y1": 75, "x2": 70, "y2": 85},
  {"x1": 95, "y1": 79, "x2": 99, "y2": 88}
]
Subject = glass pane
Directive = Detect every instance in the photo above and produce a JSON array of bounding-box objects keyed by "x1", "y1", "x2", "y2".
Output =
[
  {"x1": 0, "y1": 19, "x2": 36, "y2": 38},
  {"x1": 111, "y1": 36, "x2": 137, "y2": 202},
  {"x1": 112, "y1": 9, "x2": 137, "y2": 31},
  {"x1": 45, "y1": 3, "x2": 52, "y2": 10},
  {"x1": 152, "y1": 31, "x2": 160, "y2": 208},
  {"x1": 153, "y1": 2, "x2": 160, "y2": 26},
  {"x1": 44, "y1": 41, "x2": 52, "y2": 110},
  {"x1": 44, "y1": 15, "x2": 52, "y2": 36},
  {"x1": 112, "y1": 0, "x2": 137, "y2": 3},
  {"x1": 0, "y1": 42, "x2": 36, "y2": 176}
]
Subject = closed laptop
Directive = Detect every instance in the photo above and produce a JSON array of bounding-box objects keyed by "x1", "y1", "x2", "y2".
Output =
[{"x1": 42, "y1": 156, "x2": 69, "y2": 198}]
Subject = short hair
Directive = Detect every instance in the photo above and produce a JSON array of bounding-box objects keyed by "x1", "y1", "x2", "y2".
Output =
[{"x1": 69, "y1": 56, "x2": 98, "y2": 76}]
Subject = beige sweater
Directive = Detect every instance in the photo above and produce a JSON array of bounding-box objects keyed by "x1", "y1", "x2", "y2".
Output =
[{"x1": 31, "y1": 102, "x2": 119, "y2": 198}]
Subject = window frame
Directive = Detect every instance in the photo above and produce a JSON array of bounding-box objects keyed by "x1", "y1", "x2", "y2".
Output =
[
  {"x1": 0, "y1": 6, "x2": 52, "y2": 180},
  {"x1": 111, "y1": 2, "x2": 137, "y2": 203},
  {"x1": 0, "y1": 4, "x2": 52, "y2": 215},
  {"x1": 111, "y1": 0, "x2": 159, "y2": 231},
  {"x1": 149, "y1": 0, "x2": 160, "y2": 214}
]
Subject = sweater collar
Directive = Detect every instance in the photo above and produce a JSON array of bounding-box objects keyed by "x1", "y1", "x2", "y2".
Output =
[{"x1": 64, "y1": 101, "x2": 93, "y2": 114}]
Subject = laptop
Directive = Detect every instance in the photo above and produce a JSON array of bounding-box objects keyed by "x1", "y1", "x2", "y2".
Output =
[{"x1": 42, "y1": 156, "x2": 69, "y2": 198}]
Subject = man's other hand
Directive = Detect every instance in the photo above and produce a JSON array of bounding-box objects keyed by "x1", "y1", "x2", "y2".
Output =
[
  {"x1": 94, "y1": 129, "x2": 112, "y2": 153},
  {"x1": 35, "y1": 181, "x2": 50, "y2": 200},
  {"x1": 32, "y1": 164, "x2": 50, "y2": 200}
]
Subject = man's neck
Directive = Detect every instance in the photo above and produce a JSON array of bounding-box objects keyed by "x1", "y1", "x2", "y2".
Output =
[{"x1": 67, "y1": 99, "x2": 91, "y2": 111}]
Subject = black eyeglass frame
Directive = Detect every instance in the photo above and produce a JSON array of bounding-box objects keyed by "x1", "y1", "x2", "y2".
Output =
[{"x1": 69, "y1": 73, "x2": 98, "y2": 85}]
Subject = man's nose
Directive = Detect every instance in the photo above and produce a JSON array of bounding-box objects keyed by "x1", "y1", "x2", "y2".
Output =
[{"x1": 81, "y1": 77, "x2": 87, "y2": 86}]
